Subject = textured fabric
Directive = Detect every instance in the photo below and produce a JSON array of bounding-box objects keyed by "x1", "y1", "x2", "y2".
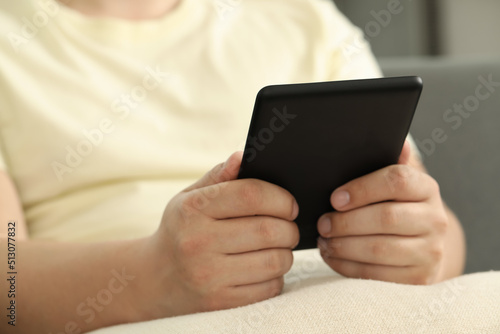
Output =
[
  {"x1": 0, "y1": 0, "x2": 381, "y2": 242},
  {"x1": 89, "y1": 249, "x2": 500, "y2": 334}
]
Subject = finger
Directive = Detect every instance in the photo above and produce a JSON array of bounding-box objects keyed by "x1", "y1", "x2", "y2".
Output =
[
  {"x1": 330, "y1": 164, "x2": 438, "y2": 211},
  {"x1": 318, "y1": 235, "x2": 426, "y2": 267},
  {"x1": 186, "y1": 178, "x2": 299, "y2": 221},
  {"x1": 317, "y1": 202, "x2": 433, "y2": 238},
  {"x1": 398, "y1": 139, "x2": 411, "y2": 165},
  {"x1": 403, "y1": 136, "x2": 428, "y2": 170},
  {"x1": 224, "y1": 277, "x2": 284, "y2": 308},
  {"x1": 214, "y1": 217, "x2": 299, "y2": 254},
  {"x1": 183, "y1": 151, "x2": 243, "y2": 192},
  {"x1": 223, "y1": 249, "x2": 294, "y2": 286},
  {"x1": 321, "y1": 257, "x2": 433, "y2": 285}
]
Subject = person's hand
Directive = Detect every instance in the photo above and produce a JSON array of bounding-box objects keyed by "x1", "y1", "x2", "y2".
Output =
[
  {"x1": 146, "y1": 152, "x2": 299, "y2": 317},
  {"x1": 317, "y1": 140, "x2": 449, "y2": 285}
]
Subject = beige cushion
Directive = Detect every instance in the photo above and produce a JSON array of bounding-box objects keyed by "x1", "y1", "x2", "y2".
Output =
[{"x1": 90, "y1": 249, "x2": 500, "y2": 334}]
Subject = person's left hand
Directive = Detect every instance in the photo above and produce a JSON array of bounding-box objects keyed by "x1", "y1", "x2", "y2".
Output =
[{"x1": 317, "y1": 140, "x2": 449, "y2": 285}]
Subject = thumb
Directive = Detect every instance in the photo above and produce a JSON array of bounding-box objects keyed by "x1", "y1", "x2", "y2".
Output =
[
  {"x1": 398, "y1": 139, "x2": 411, "y2": 165},
  {"x1": 183, "y1": 151, "x2": 243, "y2": 192}
]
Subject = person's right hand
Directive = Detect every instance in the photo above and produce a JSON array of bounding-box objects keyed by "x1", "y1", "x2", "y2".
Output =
[{"x1": 145, "y1": 152, "x2": 299, "y2": 317}]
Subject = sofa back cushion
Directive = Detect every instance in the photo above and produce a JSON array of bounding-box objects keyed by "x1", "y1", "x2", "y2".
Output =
[{"x1": 381, "y1": 57, "x2": 500, "y2": 273}]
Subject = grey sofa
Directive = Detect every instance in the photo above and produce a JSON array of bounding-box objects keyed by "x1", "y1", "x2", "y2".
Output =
[{"x1": 380, "y1": 57, "x2": 500, "y2": 274}]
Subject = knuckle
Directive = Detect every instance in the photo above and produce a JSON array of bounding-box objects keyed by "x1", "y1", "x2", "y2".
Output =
[
  {"x1": 408, "y1": 264, "x2": 438, "y2": 285},
  {"x1": 202, "y1": 184, "x2": 221, "y2": 200},
  {"x1": 178, "y1": 233, "x2": 212, "y2": 258},
  {"x1": 264, "y1": 250, "x2": 288, "y2": 275},
  {"x1": 410, "y1": 273, "x2": 432, "y2": 285},
  {"x1": 265, "y1": 251, "x2": 281, "y2": 273},
  {"x1": 357, "y1": 265, "x2": 373, "y2": 280},
  {"x1": 370, "y1": 240, "x2": 388, "y2": 259},
  {"x1": 257, "y1": 219, "x2": 278, "y2": 244},
  {"x1": 380, "y1": 205, "x2": 400, "y2": 230},
  {"x1": 391, "y1": 238, "x2": 406, "y2": 256},
  {"x1": 178, "y1": 195, "x2": 196, "y2": 217},
  {"x1": 385, "y1": 165, "x2": 412, "y2": 193},
  {"x1": 239, "y1": 180, "x2": 263, "y2": 207},
  {"x1": 179, "y1": 192, "x2": 206, "y2": 215},
  {"x1": 428, "y1": 243, "x2": 445, "y2": 263},
  {"x1": 268, "y1": 277, "x2": 284, "y2": 298},
  {"x1": 434, "y1": 213, "x2": 449, "y2": 234}
]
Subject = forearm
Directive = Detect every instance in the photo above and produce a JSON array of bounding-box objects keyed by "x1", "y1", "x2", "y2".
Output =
[
  {"x1": 0, "y1": 237, "x2": 155, "y2": 333},
  {"x1": 438, "y1": 205, "x2": 466, "y2": 281}
]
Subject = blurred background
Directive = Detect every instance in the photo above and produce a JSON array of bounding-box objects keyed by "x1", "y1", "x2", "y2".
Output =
[
  {"x1": 332, "y1": 0, "x2": 500, "y2": 274},
  {"x1": 333, "y1": 0, "x2": 500, "y2": 58}
]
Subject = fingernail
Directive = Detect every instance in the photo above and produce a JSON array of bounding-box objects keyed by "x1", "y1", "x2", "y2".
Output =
[
  {"x1": 292, "y1": 201, "x2": 299, "y2": 219},
  {"x1": 318, "y1": 216, "x2": 331, "y2": 235},
  {"x1": 332, "y1": 190, "x2": 350, "y2": 209}
]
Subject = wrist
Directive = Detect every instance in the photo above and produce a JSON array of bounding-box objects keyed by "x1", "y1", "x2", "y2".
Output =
[
  {"x1": 92, "y1": 237, "x2": 162, "y2": 325},
  {"x1": 122, "y1": 234, "x2": 175, "y2": 321}
]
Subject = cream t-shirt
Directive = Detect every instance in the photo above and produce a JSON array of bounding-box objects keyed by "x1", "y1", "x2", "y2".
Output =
[{"x1": 0, "y1": 0, "x2": 382, "y2": 242}]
